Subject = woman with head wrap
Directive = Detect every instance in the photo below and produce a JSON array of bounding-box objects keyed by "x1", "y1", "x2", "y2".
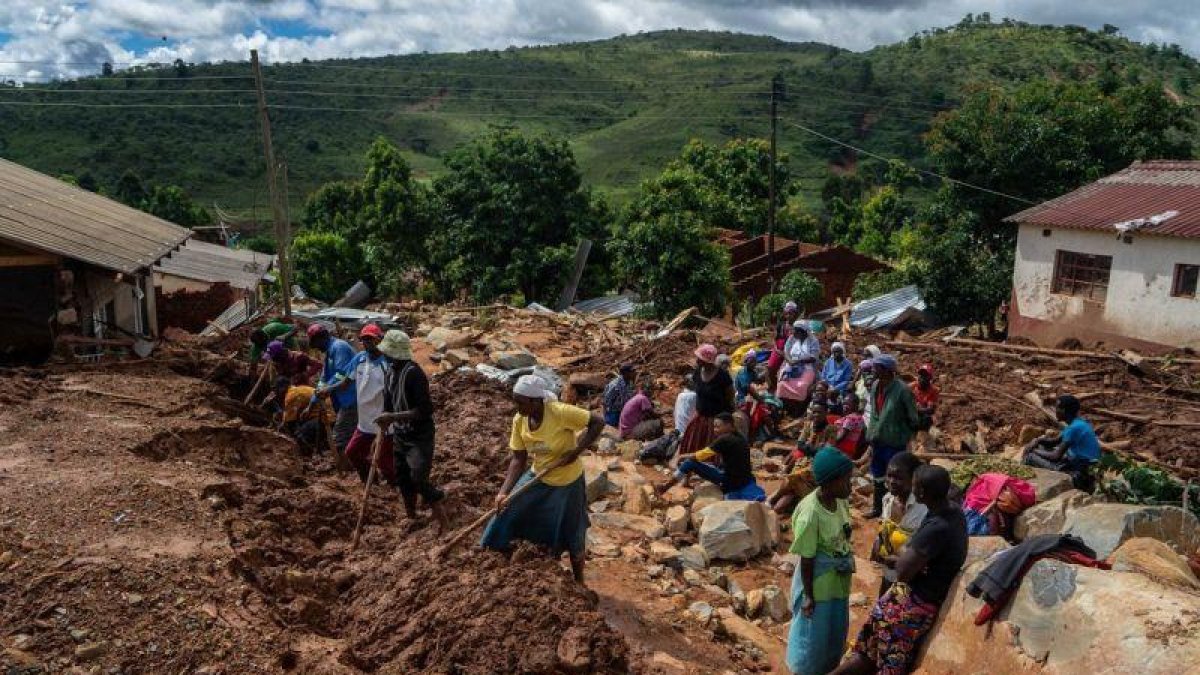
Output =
[
  {"x1": 263, "y1": 339, "x2": 322, "y2": 386},
  {"x1": 787, "y1": 446, "x2": 855, "y2": 675},
  {"x1": 863, "y1": 354, "x2": 920, "y2": 519},
  {"x1": 821, "y1": 341, "x2": 854, "y2": 395},
  {"x1": 676, "y1": 344, "x2": 735, "y2": 460},
  {"x1": 767, "y1": 301, "x2": 801, "y2": 389},
  {"x1": 776, "y1": 321, "x2": 821, "y2": 417},
  {"x1": 480, "y1": 375, "x2": 605, "y2": 583}
]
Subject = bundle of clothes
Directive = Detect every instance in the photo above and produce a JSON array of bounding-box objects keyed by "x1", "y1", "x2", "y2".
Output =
[
  {"x1": 966, "y1": 533, "x2": 1110, "y2": 624},
  {"x1": 960, "y1": 472, "x2": 1037, "y2": 540}
]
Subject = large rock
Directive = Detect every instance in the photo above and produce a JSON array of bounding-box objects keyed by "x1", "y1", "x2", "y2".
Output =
[
  {"x1": 665, "y1": 505, "x2": 690, "y2": 535},
  {"x1": 697, "y1": 501, "x2": 778, "y2": 562},
  {"x1": 678, "y1": 544, "x2": 709, "y2": 570},
  {"x1": 1110, "y1": 537, "x2": 1200, "y2": 590},
  {"x1": 918, "y1": 559, "x2": 1200, "y2": 674},
  {"x1": 424, "y1": 327, "x2": 474, "y2": 351},
  {"x1": 623, "y1": 484, "x2": 653, "y2": 515},
  {"x1": 649, "y1": 540, "x2": 681, "y2": 566},
  {"x1": 689, "y1": 483, "x2": 726, "y2": 529},
  {"x1": 1063, "y1": 503, "x2": 1200, "y2": 559},
  {"x1": 1029, "y1": 468, "x2": 1075, "y2": 502},
  {"x1": 583, "y1": 464, "x2": 611, "y2": 504},
  {"x1": 1013, "y1": 489, "x2": 1096, "y2": 541},
  {"x1": 591, "y1": 512, "x2": 666, "y2": 539},
  {"x1": 491, "y1": 350, "x2": 538, "y2": 370},
  {"x1": 602, "y1": 460, "x2": 648, "y2": 493},
  {"x1": 964, "y1": 536, "x2": 1011, "y2": 568}
]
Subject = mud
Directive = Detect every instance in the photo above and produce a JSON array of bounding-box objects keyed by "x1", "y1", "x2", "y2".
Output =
[{"x1": 132, "y1": 424, "x2": 305, "y2": 478}]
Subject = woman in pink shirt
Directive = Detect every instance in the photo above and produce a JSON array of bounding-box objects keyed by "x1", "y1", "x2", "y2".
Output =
[{"x1": 619, "y1": 378, "x2": 664, "y2": 441}]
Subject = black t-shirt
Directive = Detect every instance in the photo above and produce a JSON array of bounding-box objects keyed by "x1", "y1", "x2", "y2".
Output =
[
  {"x1": 907, "y1": 505, "x2": 968, "y2": 606},
  {"x1": 383, "y1": 360, "x2": 435, "y2": 439},
  {"x1": 708, "y1": 432, "x2": 753, "y2": 492},
  {"x1": 693, "y1": 367, "x2": 733, "y2": 417}
]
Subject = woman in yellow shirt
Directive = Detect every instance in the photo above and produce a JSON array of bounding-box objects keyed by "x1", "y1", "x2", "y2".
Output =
[{"x1": 481, "y1": 375, "x2": 604, "y2": 583}]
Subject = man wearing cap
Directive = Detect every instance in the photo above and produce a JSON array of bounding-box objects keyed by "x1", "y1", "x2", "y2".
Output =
[
  {"x1": 602, "y1": 364, "x2": 637, "y2": 428},
  {"x1": 863, "y1": 354, "x2": 920, "y2": 519},
  {"x1": 374, "y1": 330, "x2": 450, "y2": 530},
  {"x1": 307, "y1": 324, "x2": 360, "y2": 460},
  {"x1": 343, "y1": 324, "x2": 397, "y2": 486},
  {"x1": 264, "y1": 340, "x2": 322, "y2": 386}
]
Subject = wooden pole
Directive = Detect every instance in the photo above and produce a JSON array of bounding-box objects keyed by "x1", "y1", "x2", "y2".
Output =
[
  {"x1": 250, "y1": 49, "x2": 292, "y2": 318},
  {"x1": 431, "y1": 465, "x2": 556, "y2": 560},
  {"x1": 350, "y1": 433, "x2": 385, "y2": 551}
]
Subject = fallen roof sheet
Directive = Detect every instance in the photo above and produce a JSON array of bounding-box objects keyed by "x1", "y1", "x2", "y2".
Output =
[
  {"x1": 200, "y1": 297, "x2": 261, "y2": 336},
  {"x1": 292, "y1": 307, "x2": 401, "y2": 329},
  {"x1": 812, "y1": 284, "x2": 935, "y2": 331},
  {"x1": 1005, "y1": 160, "x2": 1200, "y2": 239},
  {"x1": 155, "y1": 240, "x2": 276, "y2": 290},
  {"x1": 570, "y1": 293, "x2": 641, "y2": 319},
  {"x1": 0, "y1": 157, "x2": 190, "y2": 274}
]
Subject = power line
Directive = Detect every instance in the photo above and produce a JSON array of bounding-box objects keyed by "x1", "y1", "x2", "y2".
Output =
[
  {"x1": 0, "y1": 86, "x2": 257, "y2": 95},
  {"x1": 0, "y1": 100, "x2": 252, "y2": 109}
]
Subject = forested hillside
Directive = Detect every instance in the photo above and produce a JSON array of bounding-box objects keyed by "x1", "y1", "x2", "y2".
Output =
[{"x1": 0, "y1": 16, "x2": 1196, "y2": 217}]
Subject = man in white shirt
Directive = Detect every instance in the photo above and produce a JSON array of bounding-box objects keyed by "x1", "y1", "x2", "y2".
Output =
[{"x1": 342, "y1": 324, "x2": 395, "y2": 484}]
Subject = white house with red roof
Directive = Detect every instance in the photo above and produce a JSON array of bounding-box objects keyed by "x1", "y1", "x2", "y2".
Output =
[{"x1": 1004, "y1": 161, "x2": 1200, "y2": 350}]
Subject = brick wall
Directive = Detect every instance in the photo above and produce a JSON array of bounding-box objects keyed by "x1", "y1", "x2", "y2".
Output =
[{"x1": 155, "y1": 281, "x2": 241, "y2": 333}]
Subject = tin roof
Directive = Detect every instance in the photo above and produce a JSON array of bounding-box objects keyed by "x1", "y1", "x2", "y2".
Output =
[
  {"x1": 0, "y1": 158, "x2": 190, "y2": 274},
  {"x1": 1005, "y1": 160, "x2": 1200, "y2": 239},
  {"x1": 155, "y1": 240, "x2": 276, "y2": 291}
]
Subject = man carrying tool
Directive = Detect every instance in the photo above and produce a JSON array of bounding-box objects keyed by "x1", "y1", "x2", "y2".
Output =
[
  {"x1": 373, "y1": 330, "x2": 450, "y2": 531},
  {"x1": 306, "y1": 324, "x2": 359, "y2": 460},
  {"x1": 343, "y1": 324, "x2": 396, "y2": 485},
  {"x1": 248, "y1": 319, "x2": 297, "y2": 378},
  {"x1": 481, "y1": 374, "x2": 605, "y2": 583},
  {"x1": 1022, "y1": 394, "x2": 1100, "y2": 492}
]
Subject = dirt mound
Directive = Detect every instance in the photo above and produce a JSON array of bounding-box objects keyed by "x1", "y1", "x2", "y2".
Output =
[
  {"x1": 343, "y1": 544, "x2": 631, "y2": 674},
  {"x1": 428, "y1": 370, "x2": 517, "y2": 508},
  {"x1": 131, "y1": 424, "x2": 303, "y2": 478}
]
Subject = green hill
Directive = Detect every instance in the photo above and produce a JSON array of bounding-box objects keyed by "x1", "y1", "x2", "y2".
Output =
[{"x1": 0, "y1": 17, "x2": 1197, "y2": 220}]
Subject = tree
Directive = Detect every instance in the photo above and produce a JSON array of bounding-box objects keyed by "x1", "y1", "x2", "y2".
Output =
[
  {"x1": 910, "y1": 216, "x2": 1012, "y2": 328},
  {"x1": 427, "y1": 127, "x2": 607, "y2": 303},
  {"x1": 290, "y1": 231, "x2": 369, "y2": 302},
  {"x1": 609, "y1": 212, "x2": 730, "y2": 318},
  {"x1": 114, "y1": 171, "x2": 148, "y2": 209},
  {"x1": 140, "y1": 185, "x2": 211, "y2": 227},
  {"x1": 750, "y1": 269, "x2": 824, "y2": 326}
]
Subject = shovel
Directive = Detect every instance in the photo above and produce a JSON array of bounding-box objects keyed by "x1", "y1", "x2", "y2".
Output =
[
  {"x1": 349, "y1": 433, "x2": 386, "y2": 551},
  {"x1": 429, "y1": 462, "x2": 561, "y2": 561}
]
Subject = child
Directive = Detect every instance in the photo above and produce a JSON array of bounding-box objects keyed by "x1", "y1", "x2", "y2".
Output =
[
  {"x1": 769, "y1": 442, "x2": 818, "y2": 516},
  {"x1": 833, "y1": 393, "x2": 867, "y2": 460},
  {"x1": 869, "y1": 452, "x2": 926, "y2": 597},
  {"x1": 825, "y1": 388, "x2": 844, "y2": 416},
  {"x1": 658, "y1": 412, "x2": 765, "y2": 501}
]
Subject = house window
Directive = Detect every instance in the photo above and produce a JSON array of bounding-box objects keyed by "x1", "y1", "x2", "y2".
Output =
[
  {"x1": 1051, "y1": 250, "x2": 1112, "y2": 302},
  {"x1": 1174, "y1": 264, "x2": 1199, "y2": 298}
]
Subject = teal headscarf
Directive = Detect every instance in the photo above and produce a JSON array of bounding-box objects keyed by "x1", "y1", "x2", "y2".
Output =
[{"x1": 812, "y1": 446, "x2": 854, "y2": 485}]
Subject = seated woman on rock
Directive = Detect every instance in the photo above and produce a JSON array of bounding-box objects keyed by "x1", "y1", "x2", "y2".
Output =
[
  {"x1": 870, "y1": 452, "x2": 928, "y2": 598},
  {"x1": 833, "y1": 465, "x2": 968, "y2": 675},
  {"x1": 480, "y1": 375, "x2": 604, "y2": 584},
  {"x1": 656, "y1": 412, "x2": 766, "y2": 502}
]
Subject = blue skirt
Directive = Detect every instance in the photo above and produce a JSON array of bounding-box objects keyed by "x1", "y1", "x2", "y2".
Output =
[
  {"x1": 787, "y1": 565, "x2": 850, "y2": 674},
  {"x1": 480, "y1": 471, "x2": 589, "y2": 556}
]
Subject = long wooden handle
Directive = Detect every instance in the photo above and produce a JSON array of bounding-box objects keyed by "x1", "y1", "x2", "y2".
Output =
[
  {"x1": 433, "y1": 465, "x2": 557, "y2": 559},
  {"x1": 350, "y1": 434, "x2": 385, "y2": 551},
  {"x1": 243, "y1": 362, "x2": 272, "y2": 405}
]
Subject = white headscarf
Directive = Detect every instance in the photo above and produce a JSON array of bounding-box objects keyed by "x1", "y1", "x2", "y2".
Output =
[
  {"x1": 513, "y1": 374, "x2": 557, "y2": 401},
  {"x1": 831, "y1": 341, "x2": 846, "y2": 354},
  {"x1": 864, "y1": 344, "x2": 883, "y2": 360}
]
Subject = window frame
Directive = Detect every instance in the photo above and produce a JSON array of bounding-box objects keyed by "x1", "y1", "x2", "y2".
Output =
[
  {"x1": 1051, "y1": 249, "x2": 1113, "y2": 303},
  {"x1": 1172, "y1": 263, "x2": 1199, "y2": 299}
]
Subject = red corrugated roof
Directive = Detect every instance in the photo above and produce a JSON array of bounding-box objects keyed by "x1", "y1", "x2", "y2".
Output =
[{"x1": 1005, "y1": 160, "x2": 1200, "y2": 239}]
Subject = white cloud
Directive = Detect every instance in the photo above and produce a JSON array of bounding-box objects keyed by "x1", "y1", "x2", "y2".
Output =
[{"x1": 0, "y1": 0, "x2": 1198, "y2": 82}]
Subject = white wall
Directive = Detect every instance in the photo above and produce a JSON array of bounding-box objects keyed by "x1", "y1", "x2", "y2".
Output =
[{"x1": 1013, "y1": 223, "x2": 1200, "y2": 348}]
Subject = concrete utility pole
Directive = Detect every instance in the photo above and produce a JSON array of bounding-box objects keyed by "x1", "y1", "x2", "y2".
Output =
[
  {"x1": 767, "y1": 73, "x2": 783, "y2": 294},
  {"x1": 250, "y1": 49, "x2": 292, "y2": 317}
]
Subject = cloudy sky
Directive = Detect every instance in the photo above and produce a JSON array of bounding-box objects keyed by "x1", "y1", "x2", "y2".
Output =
[{"x1": 1, "y1": 1, "x2": 1197, "y2": 81}]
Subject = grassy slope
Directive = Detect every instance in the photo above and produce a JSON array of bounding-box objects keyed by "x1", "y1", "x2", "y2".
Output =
[{"x1": 0, "y1": 22, "x2": 1196, "y2": 219}]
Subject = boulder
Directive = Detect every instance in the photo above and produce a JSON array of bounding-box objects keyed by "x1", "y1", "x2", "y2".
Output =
[
  {"x1": 682, "y1": 569, "x2": 705, "y2": 587},
  {"x1": 603, "y1": 460, "x2": 648, "y2": 492},
  {"x1": 697, "y1": 501, "x2": 778, "y2": 562},
  {"x1": 568, "y1": 372, "x2": 608, "y2": 394},
  {"x1": 760, "y1": 585, "x2": 790, "y2": 623},
  {"x1": 1063, "y1": 503, "x2": 1200, "y2": 558},
  {"x1": 442, "y1": 348, "x2": 471, "y2": 368},
  {"x1": 688, "y1": 601, "x2": 715, "y2": 624},
  {"x1": 713, "y1": 608, "x2": 789, "y2": 673},
  {"x1": 965, "y1": 536, "x2": 1011, "y2": 568},
  {"x1": 665, "y1": 505, "x2": 690, "y2": 535},
  {"x1": 694, "y1": 483, "x2": 724, "y2": 502},
  {"x1": 1013, "y1": 489, "x2": 1095, "y2": 541},
  {"x1": 649, "y1": 540, "x2": 681, "y2": 566},
  {"x1": 492, "y1": 350, "x2": 538, "y2": 370},
  {"x1": 678, "y1": 544, "x2": 709, "y2": 571},
  {"x1": 583, "y1": 464, "x2": 611, "y2": 504},
  {"x1": 424, "y1": 327, "x2": 474, "y2": 351},
  {"x1": 918, "y1": 559, "x2": 1200, "y2": 674},
  {"x1": 587, "y1": 531, "x2": 621, "y2": 558},
  {"x1": 1110, "y1": 537, "x2": 1200, "y2": 589},
  {"x1": 623, "y1": 484, "x2": 653, "y2": 515},
  {"x1": 590, "y1": 512, "x2": 666, "y2": 539},
  {"x1": 1029, "y1": 468, "x2": 1075, "y2": 502},
  {"x1": 662, "y1": 485, "x2": 693, "y2": 506}
]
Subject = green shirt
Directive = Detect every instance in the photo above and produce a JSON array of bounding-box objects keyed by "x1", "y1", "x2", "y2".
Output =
[
  {"x1": 866, "y1": 378, "x2": 920, "y2": 448},
  {"x1": 790, "y1": 491, "x2": 853, "y2": 601},
  {"x1": 248, "y1": 320, "x2": 296, "y2": 363}
]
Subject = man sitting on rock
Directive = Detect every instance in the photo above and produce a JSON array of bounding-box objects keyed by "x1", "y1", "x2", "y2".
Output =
[
  {"x1": 619, "y1": 376, "x2": 664, "y2": 441},
  {"x1": 833, "y1": 464, "x2": 968, "y2": 675},
  {"x1": 656, "y1": 412, "x2": 766, "y2": 501},
  {"x1": 1022, "y1": 394, "x2": 1100, "y2": 491}
]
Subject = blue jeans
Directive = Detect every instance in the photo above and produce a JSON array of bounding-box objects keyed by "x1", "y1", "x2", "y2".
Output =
[
  {"x1": 869, "y1": 442, "x2": 907, "y2": 479},
  {"x1": 676, "y1": 459, "x2": 766, "y2": 501}
]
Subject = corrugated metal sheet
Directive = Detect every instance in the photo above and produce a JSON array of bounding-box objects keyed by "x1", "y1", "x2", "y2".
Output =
[
  {"x1": 200, "y1": 297, "x2": 257, "y2": 336},
  {"x1": 1006, "y1": 160, "x2": 1200, "y2": 239},
  {"x1": 292, "y1": 308, "x2": 401, "y2": 329},
  {"x1": 155, "y1": 240, "x2": 276, "y2": 290},
  {"x1": 0, "y1": 158, "x2": 190, "y2": 274},
  {"x1": 571, "y1": 293, "x2": 641, "y2": 319},
  {"x1": 816, "y1": 284, "x2": 935, "y2": 330}
]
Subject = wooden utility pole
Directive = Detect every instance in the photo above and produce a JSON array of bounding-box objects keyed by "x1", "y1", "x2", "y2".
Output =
[
  {"x1": 767, "y1": 73, "x2": 783, "y2": 294},
  {"x1": 250, "y1": 49, "x2": 292, "y2": 317}
]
